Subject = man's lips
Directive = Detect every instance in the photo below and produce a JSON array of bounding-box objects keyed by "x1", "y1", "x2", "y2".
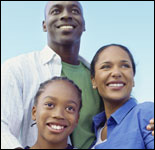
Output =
[{"x1": 57, "y1": 24, "x2": 76, "y2": 29}]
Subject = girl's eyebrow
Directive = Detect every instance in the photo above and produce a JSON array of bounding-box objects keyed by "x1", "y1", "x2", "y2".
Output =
[
  {"x1": 43, "y1": 96, "x2": 57, "y2": 101},
  {"x1": 67, "y1": 100, "x2": 78, "y2": 106},
  {"x1": 43, "y1": 96, "x2": 78, "y2": 106}
]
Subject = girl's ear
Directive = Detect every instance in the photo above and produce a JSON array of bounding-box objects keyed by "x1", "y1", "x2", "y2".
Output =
[
  {"x1": 42, "y1": 21, "x2": 47, "y2": 32},
  {"x1": 75, "y1": 113, "x2": 80, "y2": 126},
  {"x1": 32, "y1": 106, "x2": 37, "y2": 121}
]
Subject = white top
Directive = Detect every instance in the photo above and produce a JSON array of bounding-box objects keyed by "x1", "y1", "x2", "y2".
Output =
[
  {"x1": 92, "y1": 126, "x2": 107, "y2": 149},
  {"x1": 1, "y1": 45, "x2": 89, "y2": 149}
]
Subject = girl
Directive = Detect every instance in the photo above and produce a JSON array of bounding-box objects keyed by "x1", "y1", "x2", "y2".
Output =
[{"x1": 26, "y1": 77, "x2": 82, "y2": 149}]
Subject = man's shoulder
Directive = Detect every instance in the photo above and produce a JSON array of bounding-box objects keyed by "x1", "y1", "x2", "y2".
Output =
[
  {"x1": 78, "y1": 55, "x2": 90, "y2": 69},
  {"x1": 2, "y1": 51, "x2": 41, "y2": 73},
  {"x1": 2, "y1": 51, "x2": 40, "y2": 66}
]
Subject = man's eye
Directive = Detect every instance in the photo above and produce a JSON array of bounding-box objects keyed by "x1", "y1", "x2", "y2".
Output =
[
  {"x1": 72, "y1": 9, "x2": 80, "y2": 14},
  {"x1": 51, "y1": 9, "x2": 60, "y2": 15}
]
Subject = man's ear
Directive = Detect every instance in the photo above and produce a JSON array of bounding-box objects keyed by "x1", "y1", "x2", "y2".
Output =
[
  {"x1": 133, "y1": 80, "x2": 135, "y2": 87},
  {"x1": 83, "y1": 21, "x2": 86, "y2": 32},
  {"x1": 42, "y1": 21, "x2": 47, "y2": 32},
  {"x1": 32, "y1": 106, "x2": 37, "y2": 121}
]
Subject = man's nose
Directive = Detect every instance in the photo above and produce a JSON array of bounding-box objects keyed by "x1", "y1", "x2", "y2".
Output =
[{"x1": 60, "y1": 9, "x2": 72, "y2": 21}]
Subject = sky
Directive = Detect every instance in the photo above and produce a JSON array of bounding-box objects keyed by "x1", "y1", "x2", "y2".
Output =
[{"x1": 1, "y1": 1, "x2": 154, "y2": 103}]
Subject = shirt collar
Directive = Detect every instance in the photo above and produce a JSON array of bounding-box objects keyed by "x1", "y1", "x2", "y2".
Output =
[
  {"x1": 40, "y1": 45, "x2": 90, "y2": 68},
  {"x1": 40, "y1": 45, "x2": 60, "y2": 65},
  {"x1": 93, "y1": 98, "x2": 137, "y2": 128},
  {"x1": 110, "y1": 98, "x2": 137, "y2": 125},
  {"x1": 93, "y1": 111, "x2": 106, "y2": 131}
]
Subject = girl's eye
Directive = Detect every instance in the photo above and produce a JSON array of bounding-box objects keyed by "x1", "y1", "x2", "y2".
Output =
[
  {"x1": 66, "y1": 106, "x2": 75, "y2": 113},
  {"x1": 45, "y1": 103, "x2": 54, "y2": 108}
]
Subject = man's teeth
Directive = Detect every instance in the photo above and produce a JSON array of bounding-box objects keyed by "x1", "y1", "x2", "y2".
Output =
[
  {"x1": 60, "y1": 26, "x2": 74, "y2": 29},
  {"x1": 50, "y1": 124, "x2": 65, "y2": 130},
  {"x1": 108, "y1": 83, "x2": 124, "y2": 87}
]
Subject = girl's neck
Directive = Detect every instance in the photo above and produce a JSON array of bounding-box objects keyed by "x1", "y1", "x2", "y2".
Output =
[{"x1": 31, "y1": 138, "x2": 68, "y2": 149}]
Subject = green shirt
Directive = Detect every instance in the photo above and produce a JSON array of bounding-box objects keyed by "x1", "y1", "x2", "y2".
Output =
[{"x1": 61, "y1": 61, "x2": 104, "y2": 149}]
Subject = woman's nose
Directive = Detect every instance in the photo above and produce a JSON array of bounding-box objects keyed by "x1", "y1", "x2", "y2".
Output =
[{"x1": 111, "y1": 68, "x2": 122, "y2": 78}]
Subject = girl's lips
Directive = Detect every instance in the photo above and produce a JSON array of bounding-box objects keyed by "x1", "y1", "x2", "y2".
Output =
[{"x1": 47, "y1": 123, "x2": 67, "y2": 134}]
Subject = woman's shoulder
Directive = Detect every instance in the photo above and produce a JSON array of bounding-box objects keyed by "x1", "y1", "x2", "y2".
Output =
[
  {"x1": 136, "y1": 101, "x2": 154, "y2": 111},
  {"x1": 133, "y1": 101, "x2": 154, "y2": 121}
]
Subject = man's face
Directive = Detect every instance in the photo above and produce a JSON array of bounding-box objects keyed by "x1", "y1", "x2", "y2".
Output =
[{"x1": 43, "y1": 1, "x2": 85, "y2": 45}]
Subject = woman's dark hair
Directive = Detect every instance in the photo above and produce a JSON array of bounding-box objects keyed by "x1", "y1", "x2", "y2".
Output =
[
  {"x1": 34, "y1": 76, "x2": 82, "y2": 111},
  {"x1": 90, "y1": 44, "x2": 136, "y2": 78}
]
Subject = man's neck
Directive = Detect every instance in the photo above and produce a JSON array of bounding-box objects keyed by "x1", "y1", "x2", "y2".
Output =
[{"x1": 48, "y1": 42, "x2": 80, "y2": 65}]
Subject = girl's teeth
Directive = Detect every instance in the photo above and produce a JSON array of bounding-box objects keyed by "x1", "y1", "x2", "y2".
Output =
[{"x1": 50, "y1": 125, "x2": 64, "y2": 130}]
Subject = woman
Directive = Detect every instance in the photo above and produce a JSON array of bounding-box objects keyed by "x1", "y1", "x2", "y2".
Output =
[{"x1": 90, "y1": 44, "x2": 154, "y2": 149}]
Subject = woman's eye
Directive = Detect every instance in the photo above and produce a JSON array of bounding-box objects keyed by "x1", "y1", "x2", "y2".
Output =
[
  {"x1": 101, "y1": 65, "x2": 111, "y2": 70},
  {"x1": 122, "y1": 64, "x2": 130, "y2": 68}
]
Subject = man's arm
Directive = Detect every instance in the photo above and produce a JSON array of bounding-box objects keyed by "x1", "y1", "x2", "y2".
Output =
[
  {"x1": 147, "y1": 119, "x2": 154, "y2": 136},
  {"x1": 1, "y1": 61, "x2": 24, "y2": 149}
]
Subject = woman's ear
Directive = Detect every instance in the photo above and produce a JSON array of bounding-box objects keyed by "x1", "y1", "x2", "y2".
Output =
[
  {"x1": 91, "y1": 77, "x2": 97, "y2": 89},
  {"x1": 32, "y1": 106, "x2": 37, "y2": 121},
  {"x1": 42, "y1": 21, "x2": 47, "y2": 32}
]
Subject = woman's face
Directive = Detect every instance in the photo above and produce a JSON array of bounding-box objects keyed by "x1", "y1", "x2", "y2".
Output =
[
  {"x1": 92, "y1": 46, "x2": 134, "y2": 103},
  {"x1": 32, "y1": 80, "x2": 80, "y2": 145}
]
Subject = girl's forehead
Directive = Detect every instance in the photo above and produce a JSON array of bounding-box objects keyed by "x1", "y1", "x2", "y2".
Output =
[{"x1": 45, "y1": 80, "x2": 78, "y2": 93}]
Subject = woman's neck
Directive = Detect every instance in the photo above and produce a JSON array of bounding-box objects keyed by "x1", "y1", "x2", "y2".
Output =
[{"x1": 103, "y1": 99, "x2": 128, "y2": 120}]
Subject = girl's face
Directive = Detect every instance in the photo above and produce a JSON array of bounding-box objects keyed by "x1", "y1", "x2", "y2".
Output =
[
  {"x1": 32, "y1": 80, "x2": 80, "y2": 145},
  {"x1": 92, "y1": 46, "x2": 134, "y2": 103}
]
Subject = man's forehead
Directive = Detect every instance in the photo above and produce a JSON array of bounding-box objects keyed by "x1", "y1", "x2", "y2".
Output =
[{"x1": 45, "y1": 1, "x2": 83, "y2": 11}]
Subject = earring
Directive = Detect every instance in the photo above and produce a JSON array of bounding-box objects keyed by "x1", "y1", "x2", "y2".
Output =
[
  {"x1": 31, "y1": 122, "x2": 36, "y2": 127},
  {"x1": 93, "y1": 86, "x2": 97, "y2": 89}
]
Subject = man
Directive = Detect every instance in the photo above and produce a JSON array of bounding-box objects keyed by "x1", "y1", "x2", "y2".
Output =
[{"x1": 1, "y1": 1, "x2": 154, "y2": 149}]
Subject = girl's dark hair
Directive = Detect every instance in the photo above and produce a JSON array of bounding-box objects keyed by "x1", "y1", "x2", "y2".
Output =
[
  {"x1": 34, "y1": 76, "x2": 82, "y2": 111},
  {"x1": 90, "y1": 44, "x2": 136, "y2": 78}
]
